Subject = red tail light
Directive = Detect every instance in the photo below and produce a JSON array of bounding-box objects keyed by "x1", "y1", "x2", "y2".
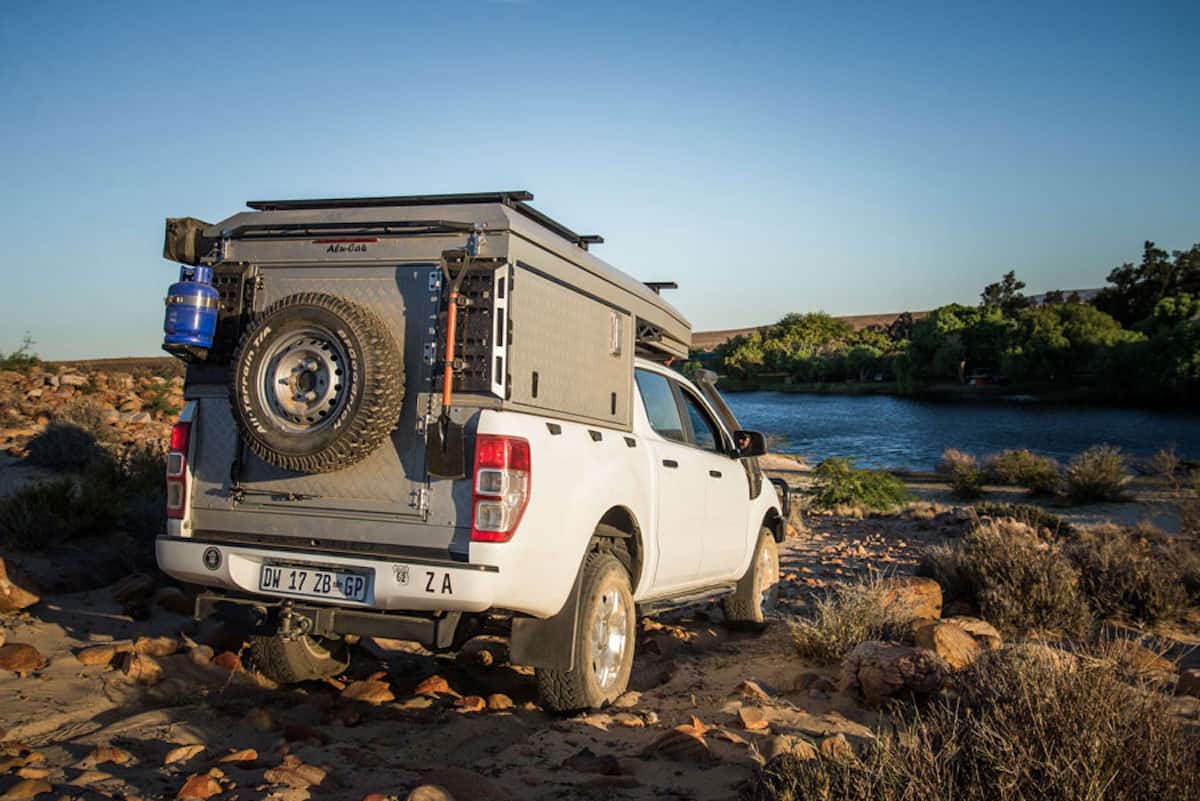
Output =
[
  {"x1": 166, "y1": 421, "x2": 191, "y2": 520},
  {"x1": 470, "y1": 434, "x2": 531, "y2": 543}
]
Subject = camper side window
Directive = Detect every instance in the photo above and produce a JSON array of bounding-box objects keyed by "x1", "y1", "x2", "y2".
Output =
[{"x1": 635, "y1": 370, "x2": 686, "y2": 443}]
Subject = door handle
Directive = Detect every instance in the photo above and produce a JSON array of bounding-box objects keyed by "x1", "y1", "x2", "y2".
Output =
[
  {"x1": 662, "y1": 459, "x2": 678, "y2": 468},
  {"x1": 709, "y1": 470, "x2": 722, "y2": 478}
]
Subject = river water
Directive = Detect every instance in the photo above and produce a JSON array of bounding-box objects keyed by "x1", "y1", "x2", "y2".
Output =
[{"x1": 723, "y1": 392, "x2": 1200, "y2": 471}]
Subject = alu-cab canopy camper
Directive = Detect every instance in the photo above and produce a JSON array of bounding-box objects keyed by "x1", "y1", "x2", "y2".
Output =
[{"x1": 164, "y1": 191, "x2": 692, "y2": 434}]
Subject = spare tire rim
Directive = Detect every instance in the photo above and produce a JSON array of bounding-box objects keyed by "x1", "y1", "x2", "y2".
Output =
[
  {"x1": 591, "y1": 586, "x2": 628, "y2": 691},
  {"x1": 259, "y1": 328, "x2": 350, "y2": 433},
  {"x1": 759, "y1": 544, "x2": 780, "y2": 614}
]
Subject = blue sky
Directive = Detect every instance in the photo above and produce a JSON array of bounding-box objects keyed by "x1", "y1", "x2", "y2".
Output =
[{"x1": 1, "y1": 0, "x2": 1196, "y2": 359}]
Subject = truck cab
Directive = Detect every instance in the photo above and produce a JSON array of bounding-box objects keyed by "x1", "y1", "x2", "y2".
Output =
[{"x1": 155, "y1": 192, "x2": 784, "y2": 710}]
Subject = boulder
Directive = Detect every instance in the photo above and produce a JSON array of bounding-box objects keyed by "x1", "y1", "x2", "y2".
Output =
[
  {"x1": 0, "y1": 558, "x2": 39, "y2": 613},
  {"x1": 819, "y1": 733, "x2": 855, "y2": 761},
  {"x1": 407, "y1": 787, "x2": 456, "y2": 801},
  {"x1": 913, "y1": 621, "x2": 981, "y2": 670},
  {"x1": 944, "y1": 616, "x2": 1003, "y2": 650},
  {"x1": 760, "y1": 735, "x2": 817, "y2": 762},
  {"x1": 840, "y1": 641, "x2": 947, "y2": 705},
  {"x1": 879, "y1": 576, "x2": 942, "y2": 622},
  {"x1": 0, "y1": 643, "x2": 45, "y2": 676}
]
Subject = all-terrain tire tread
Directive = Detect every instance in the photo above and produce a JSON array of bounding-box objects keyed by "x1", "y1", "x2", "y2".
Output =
[
  {"x1": 249, "y1": 635, "x2": 349, "y2": 684},
  {"x1": 229, "y1": 292, "x2": 404, "y2": 474},
  {"x1": 722, "y1": 527, "x2": 777, "y2": 626}
]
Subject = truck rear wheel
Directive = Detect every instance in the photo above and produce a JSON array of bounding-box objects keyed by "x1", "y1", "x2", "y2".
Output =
[
  {"x1": 535, "y1": 552, "x2": 635, "y2": 712},
  {"x1": 722, "y1": 528, "x2": 780, "y2": 627},
  {"x1": 249, "y1": 634, "x2": 349, "y2": 683},
  {"x1": 230, "y1": 292, "x2": 404, "y2": 474}
]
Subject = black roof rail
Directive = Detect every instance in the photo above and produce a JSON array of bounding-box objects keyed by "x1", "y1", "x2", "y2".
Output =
[{"x1": 244, "y1": 190, "x2": 604, "y2": 250}]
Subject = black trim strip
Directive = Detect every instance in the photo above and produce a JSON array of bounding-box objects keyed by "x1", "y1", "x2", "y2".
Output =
[{"x1": 180, "y1": 533, "x2": 500, "y2": 573}]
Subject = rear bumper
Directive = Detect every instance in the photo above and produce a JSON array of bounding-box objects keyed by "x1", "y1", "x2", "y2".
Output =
[{"x1": 156, "y1": 536, "x2": 499, "y2": 613}]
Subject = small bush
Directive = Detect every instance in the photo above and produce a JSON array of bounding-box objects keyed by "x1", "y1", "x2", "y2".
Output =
[
  {"x1": 949, "y1": 463, "x2": 985, "y2": 499},
  {"x1": 1179, "y1": 470, "x2": 1200, "y2": 537},
  {"x1": 1150, "y1": 446, "x2": 1181, "y2": 486},
  {"x1": 789, "y1": 575, "x2": 909, "y2": 663},
  {"x1": 1065, "y1": 444, "x2": 1130, "y2": 503},
  {"x1": 748, "y1": 645, "x2": 1200, "y2": 801},
  {"x1": 918, "y1": 519, "x2": 1091, "y2": 635},
  {"x1": 1065, "y1": 524, "x2": 1186, "y2": 623},
  {"x1": 0, "y1": 475, "x2": 124, "y2": 550},
  {"x1": 984, "y1": 448, "x2": 1061, "y2": 494},
  {"x1": 970, "y1": 502, "x2": 1074, "y2": 537},
  {"x1": 937, "y1": 448, "x2": 976, "y2": 475},
  {"x1": 809, "y1": 457, "x2": 913, "y2": 513}
]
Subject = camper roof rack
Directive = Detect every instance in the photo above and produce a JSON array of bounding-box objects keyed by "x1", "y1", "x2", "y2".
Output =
[{"x1": 245, "y1": 191, "x2": 605, "y2": 250}]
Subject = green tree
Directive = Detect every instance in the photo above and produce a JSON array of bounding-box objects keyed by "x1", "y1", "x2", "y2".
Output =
[{"x1": 981, "y1": 271, "x2": 1029, "y2": 315}]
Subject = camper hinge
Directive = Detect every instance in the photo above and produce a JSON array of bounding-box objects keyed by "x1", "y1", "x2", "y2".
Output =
[
  {"x1": 410, "y1": 487, "x2": 430, "y2": 516},
  {"x1": 423, "y1": 342, "x2": 437, "y2": 366}
]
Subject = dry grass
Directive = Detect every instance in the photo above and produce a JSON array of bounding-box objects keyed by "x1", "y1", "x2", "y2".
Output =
[
  {"x1": 789, "y1": 574, "x2": 910, "y2": 663},
  {"x1": 1179, "y1": 470, "x2": 1200, "y2": 538},
  {"x1": 1065, "y1": 523, "x2": 1188, "y2": 623},
  {"x1": 748, "y1": 644, "x2": 1200, "y2": 801}
]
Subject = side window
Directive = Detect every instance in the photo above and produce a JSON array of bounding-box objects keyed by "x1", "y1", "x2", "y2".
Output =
[
  {"x1": 635, "y1": 370, "x2": 686, "y2": 443},
  {"x1": 680, "y1": 389, "x2": 725, "y2": 454}
]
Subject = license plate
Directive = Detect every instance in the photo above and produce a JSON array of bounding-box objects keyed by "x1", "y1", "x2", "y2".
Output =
[{"x1": 258, "y1": 564, "x2": 369, "y2": 603}]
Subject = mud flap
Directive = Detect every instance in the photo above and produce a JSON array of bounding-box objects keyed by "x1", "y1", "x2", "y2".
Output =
[{"x1": 510, "y1": 564, "x2": 585, "y2": 670}]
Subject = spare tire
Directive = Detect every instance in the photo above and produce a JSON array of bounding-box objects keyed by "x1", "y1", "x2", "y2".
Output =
[{"x1": 229, "y1": 292, "x2": 404, "y2": 473}]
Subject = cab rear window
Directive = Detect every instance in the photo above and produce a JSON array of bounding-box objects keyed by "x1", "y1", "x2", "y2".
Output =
[{"x1": 634, "y1": 370, "x2": 686, "y2": 443}]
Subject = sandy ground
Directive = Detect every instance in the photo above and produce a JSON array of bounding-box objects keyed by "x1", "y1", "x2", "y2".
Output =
[{"x1": 0, "y1": 457, "x2": 1195, "y2": 801}]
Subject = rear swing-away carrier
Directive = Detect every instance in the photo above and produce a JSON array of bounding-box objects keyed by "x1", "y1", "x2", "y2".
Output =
[{"x1": 161, "y1": 191, "x2": 692, "y2": 483}]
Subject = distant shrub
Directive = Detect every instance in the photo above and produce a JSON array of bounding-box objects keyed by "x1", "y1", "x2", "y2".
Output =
[
  {"x1": 937, "y1": 448, "x2": 976, "y2": 475},
  {"x1": 984, "y1": 449, "x2": 1061, "y2": 494},
  {"x1": 1065, "y1": 445, "x2": 1130, "y2": 503},
  {"x1": 809, "y1": 457, "x2": 913, "y2": 513},
  {"x1": 789, "y1": 574, "x2": 909, "y2": 663},
  {"x1": 749, "y1": 644, "x2": 1200, "y2": 801},
  {"x1": 0, "y1": 334, "x2": 39, "y2": 373},
  {"x1": 949, "y1": 464, "x2": 985, "y2": 499},
  {"x1": 918, "y1": 519, "x2": 1091, "y2": 636},
  {"x1": 1149, "y1": 447, "x2": 1181, "y2": 486},
  {"x1": 970, "y1": 502, "x2": 1074, "y2": 538},
  {"x1": 1065, "y1": 524, "x2": 1186, "y2": 623}
]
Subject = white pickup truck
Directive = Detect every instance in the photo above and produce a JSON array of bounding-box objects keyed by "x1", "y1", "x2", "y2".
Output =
[{"x1": 155, "y1": 192, "x2": 786, "y2": 710}]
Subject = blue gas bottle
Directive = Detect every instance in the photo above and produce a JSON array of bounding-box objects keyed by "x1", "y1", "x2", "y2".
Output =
[{"x1": 163, "y1": 264, "x2": 219, "y2": 351}]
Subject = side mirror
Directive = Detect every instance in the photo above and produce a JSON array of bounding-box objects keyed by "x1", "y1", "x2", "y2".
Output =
[{"x1": 733, "y1": 430, "x2": 766, "y2": 459}]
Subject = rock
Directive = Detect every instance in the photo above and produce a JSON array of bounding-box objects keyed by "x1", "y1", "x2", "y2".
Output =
[
  {"x1": 612, "y1": 690, "x2": 641, "y2": 708},
  {"x1": 418, "y1": 769, "x2": 501, "y2": 801},
  {"x1": 119, "y1": 652, "x2": 164, "y2": 685},
  {"x1": 642, "y1": 717, "x2": 712, "y2": 762},
  {"x1": 406, "y1": 786, "x2": 455, "y2": 801},
  {"x1": 0, "y1": 558, "x2": 39, "y2": 612},
  {"x1": 761, "y1": 735, "x2": 818, "y2": 762},
  {"x1": 111, "y1": 573, "x2": 156, "y2": 605},
  {"x1": 75, "y1": 643, "x2": 130, "y2": 666},
  {"x1": 164, "y1": 745, "x2": 206, "y2": 766},
  {"x1": 485, "y1": 693, "x2": 513, "y2": 711},
  {"x1": 737, "y1": 706, "x2": 769, "y2": 731},
  {"x1": 733, "y1": 679, "x2": 770, "y2": 701},
  {"x1": 413, "y1": 674, "x2": 454, "y2": 696},
  {"x1": 13, "y1": 768, "x2": 47, "y2": 781},
  {"x1": 342, "y1": 679, "x2": 395, "y2": 705},
  {"x1": 613, "y1": 712, "x2": 644, "y2": 727},
  {"x1": 0, "y1": 778, "x2": 52, "y2": 799},
  {"x1": 944, "y1": 616, "x2": 1003, "y2": 650},
  {"x1": 76, "y1": 746, "x2": 133, "y2": 769},
  {"x1": 217, "y1": 748, "x2": 257, "y2": 764},
  {"x1": 454, "y1": 695, "x2": 486, "y2": 713},
  {"x1": 879, "y1": 576, "x2": 942, "y2": 622},
  {"x1": 177, "y1": 773, "x2": 222, "y2": 799},
  {"x1": 263, "y1": 755, "x2": 326, "y2": 789},
  {"x1": 134, "y1": 636, "x2": 179, "y2": 657},
  {"x1": 840, "y1": 641, "x2": 948, "y2": 705},
  {"x1": 1176, "y1": 668, "x2": 1200, "y2": 698},
  {"x1": 913, "y1": 621, "x2": 981, "y2": 671},
  {"x1": 212, "y1": 651, "x2": 243, "y2": 672},
  {"x1": 563, "y1": 747, "x2": 622, "y2": 775},
  {"x1": 187, "y1": 644, "x2": 215, "y2": 666},
  {"x1": 154, "y1": 586, "x2": 195, "y2": 615},
  {"x1": 819, "y1": 733, "x2": 855, "y2": 761},
  {"x1": 0, "y1": 644, "x2": 45, "y2": 676},
  {"x1": 0, "y1": 629, "x2": 4, "y2": 648}
]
